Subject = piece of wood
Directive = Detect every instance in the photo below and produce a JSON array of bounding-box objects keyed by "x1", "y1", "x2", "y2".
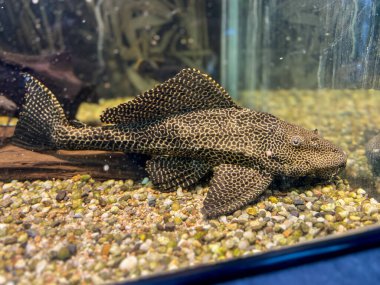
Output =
[{"x1": 0, "y1": 127, "x2": 147, "y2": 181}]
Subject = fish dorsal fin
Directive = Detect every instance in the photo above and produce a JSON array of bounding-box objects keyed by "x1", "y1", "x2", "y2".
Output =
[{"x1": 100, "y1": 68, "x2": 240, "y2": 124}]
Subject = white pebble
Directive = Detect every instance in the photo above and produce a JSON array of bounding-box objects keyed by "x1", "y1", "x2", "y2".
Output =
[
  {"x1": 370, "y1": 198, "x2": 378, "y2": 204},
  {"x1": 0, "y1": 224, "x2": 7, "y2": 236},
  {"x1": 101, "y1": 213, "x2": 109, "y2": 219},
  {"x1": 133, "y1": 193, "x2": 141, "y2": 200},
  {"x1": 239, "y1": 213, "x2": 249, "y2": 220},
  {"x1": 219, "y1": 216, "x2": 228, "y2": 223},
  {"x1": 225, "y1": 239, "x2": 236, "y2": 249},
  {"x1": 336, "y1": 199, "x2": 345, "y2": 206},
  {"x1": 14, "y1": 259, "x2": 26, "y2": 269},
  {"x1": 73, "y1": 213, "x2": 83, "y2": 219},
  {"x1": 35, "y1": 260, "x2": 47, "y2": 275},
  {"x1": 163, "y1": 198, "x2": 173, "y2": 207},
  {"x1": 119, "y1": 255, "x2": 138, "y2": 272},
  {"x1": 41, "y1": 181, "x2": 53, "y2": 189},
  {"x1": 0, "y1": 275, "x2": 6, "y2": 285},
  {"x1": 91, "y1": 275, "x2": 104, "y2": 284},
  {"x1": 243, "y1": 231, "x2": 254, "y2": 241},
  {"x1": 109, "y1": 244, "x2": 120, "y2": 255},
  {"x1": 357, "y1": 188, "x2": 366, "y2": 195},
  {"x1": 25, "y1": 243, "x2": 37, "y2": 256},
  {"x1": 88, "y1": 204, "x2": 98, "y2": 211},
  {"x1": 157, "y1": 236, "x2": 170, "y2": 246},
  {"x1": 238, "y1": 239, "x2": 249, "y2": 250},
  {"x1": 140, "y1": 239, "x2": 152, "y2": 252},
  {"x1": 168, "y1": 262, "x2": 179, "y2": 271},
  {"x1": 2, "y1": 183, "x2": 12, "y2": 191},
  {"x1": 271, "y1": 215, "x2": 285, "y2": 222},
  {"x1": 176, "y1": 187, "x2": 184, "y2": 196}
]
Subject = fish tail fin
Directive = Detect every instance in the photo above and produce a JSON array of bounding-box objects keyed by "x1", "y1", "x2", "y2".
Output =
[{"x1": 12, "y1": 73, "x2": 69, "y2": 150}]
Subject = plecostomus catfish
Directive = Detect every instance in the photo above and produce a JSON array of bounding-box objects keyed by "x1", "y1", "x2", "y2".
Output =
[{"x1": 12, "y1": 69, "x2": 347, "y2": 218}]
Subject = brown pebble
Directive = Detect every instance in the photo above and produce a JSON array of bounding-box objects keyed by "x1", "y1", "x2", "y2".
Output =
[
  {"x1": 51, "y1": 220, "x2": 61, "y2": 227},
  {"x1": 4, "y1": 237, "x2": 17, "y2": 245},
  {"x1": 165, "y1": 222, "x2": 176, "y2": 231},
  {"x1": 99, "y1": 198, "x2": 107, "y2": 207},
  {"x1": 283, "y1": 228, "x2": 293, "y2": 238},
  {"x1": 56, "y1": 190, "x2": 67, "y2": 202},
  {"x1": 156, "y1": 223, "x2": 165, "y2": 231},
  {"x1": 101, "y1": 243, "x2": 111, "y2": 256},
  {"x1": 290, "y1": 210, "x2": 300, "y2": 217}
]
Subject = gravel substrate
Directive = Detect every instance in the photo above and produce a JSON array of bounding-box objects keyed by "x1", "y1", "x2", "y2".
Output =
[
  {"x1": 2, "y1": 89, "x2": 380, "y2": 284},
  {"x1": 0, "y1": 175, "x2": 379, "y2": 284}
]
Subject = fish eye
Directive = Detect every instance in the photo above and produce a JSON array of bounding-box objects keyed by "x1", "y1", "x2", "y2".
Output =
[{"x1": 291, "y1": 135, "x2": 303, "y2": 147}]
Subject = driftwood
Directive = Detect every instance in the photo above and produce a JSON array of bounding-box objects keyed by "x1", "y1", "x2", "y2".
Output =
[{"x1": 0, "y1": 127, "x2": 146, "y2": 181}]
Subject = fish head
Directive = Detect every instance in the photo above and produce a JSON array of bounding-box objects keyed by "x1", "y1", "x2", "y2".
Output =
[{"x1": 269, "y1": 120, "x2": 347, "y2": 179}]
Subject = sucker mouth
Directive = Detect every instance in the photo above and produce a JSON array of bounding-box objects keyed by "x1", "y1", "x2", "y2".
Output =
[{"x1": 327, "y1": 161, "x2": 346, "y2": 179}]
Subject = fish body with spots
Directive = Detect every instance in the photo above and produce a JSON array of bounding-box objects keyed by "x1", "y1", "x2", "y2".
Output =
[{"x1": 13, "y1": 69, "x2": 347, "y2": 217}]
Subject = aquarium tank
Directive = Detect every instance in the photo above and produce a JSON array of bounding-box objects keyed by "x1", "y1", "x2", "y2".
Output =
[{"x1": 1, "y1": 0, "x2": 380, "y2": 284}]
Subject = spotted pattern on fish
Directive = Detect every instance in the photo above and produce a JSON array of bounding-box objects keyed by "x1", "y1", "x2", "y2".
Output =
[{"x1": 13, "y1": 69, "x2": 347, "y2": 218}]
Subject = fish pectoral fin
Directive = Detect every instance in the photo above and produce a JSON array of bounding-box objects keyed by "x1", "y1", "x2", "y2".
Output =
[
  {"x1": 146, "y1": 156, "x2": 210, "y2": 192},
  {"x1": 202, "y1": 164, "x2": 273, "y2": 218}
]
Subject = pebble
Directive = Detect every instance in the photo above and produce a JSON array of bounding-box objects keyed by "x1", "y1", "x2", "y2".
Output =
[
  {"x1": 147, "y1": 194, "x2": 156, "y2": 207},
  {"x1": 110, "y1": 206, "x2": 119, "y2": 214},
  {"x1": 2, "y1": 183, "x2": 13, "y2": 191},
  {"x1": 176, "y1": 187, "x2": 184, "y2": 197},
  {"x1": 249, "y1": 220, "x2": 266, "y2": 230},
  {"x1": 293, "y1": 199, "x2": 304, "y2": 205},
  {"x1": 140, "y1": 240, "x2": 152, "y2": 252},
  {"x1": 238, "y1": 239, "x2": 249, "y2": 250},
  {"x1": 4, "y1": 237, "x2": 17, "y2": 245},
  {"x1": 0, "y1": 224, "x2": 7, "y2": 237},
  {"x1": 268, "y1": 196, "x2": 278, "y2": 203},
  {"x1": 73, "y1": 213, "x2": 83, "y2": 219},
  {"x1": 0, "y1": 174, "x2": 379, "y2": 284},
  {"x1": 321, "y1": 203, "x2": 335, "y2": 212},
  {"x1": 15, "y1": 259, "x2": 26, "y2": 269},
  {"x1": 290, "y1": 210, "x2": 300, "y2": 217},
  {"x1": 246, "y1": 207, "x2": 257, "y2": 216},
  {"x1": 164, "y1": 222, "x2": 176, "y2": 232},
  {"x1": 119, "y1": 256, "x2": 138, "y2": 272},
  {"x1": 272, "y1": 215, "x2": 286, "y2": 222},
  {"x1": 35, "y1": 260, "x2": 47, "y2": 275},
  {"x1": 225, "y1": 239, "x2": 236, "y2": 249},
  {"x1": 56, "y1": 190, "x2": 67, "y2": 202},
  {"x1": 163, "y1": 198, "x2": 173, "y2": 207},
  {"x1": 55, "y1": 244, "x2": 77, "y2": 261}
]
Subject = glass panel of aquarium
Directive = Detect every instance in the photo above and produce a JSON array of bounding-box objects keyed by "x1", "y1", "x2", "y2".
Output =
[{"x1": 0, "y1": 0, "x2": 380, "y2": 284}]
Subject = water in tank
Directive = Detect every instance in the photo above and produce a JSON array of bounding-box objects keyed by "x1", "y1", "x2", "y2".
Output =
[{"x1": 0, "y1": 0, "x2": 379, "y2": 284}]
